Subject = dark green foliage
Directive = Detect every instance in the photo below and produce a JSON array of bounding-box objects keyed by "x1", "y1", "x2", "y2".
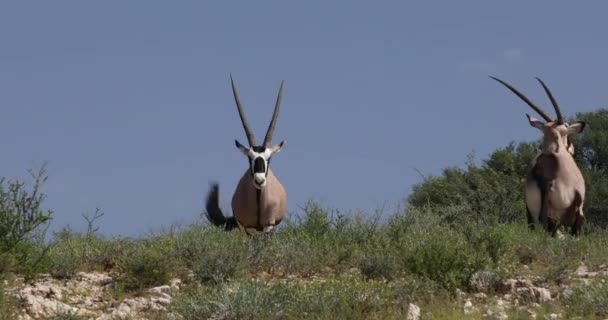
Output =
[
  {"x1": 409, "y1": 142, "x2": 537, "y2": 225},
  {"x1": 573, "y1": 108, "x2": 608, "y2": 172},
  {"x1": 570, "y1": 109, "x2": 608, "y2": 228}
]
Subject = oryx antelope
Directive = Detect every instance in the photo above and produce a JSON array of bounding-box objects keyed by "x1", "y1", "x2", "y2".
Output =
[
  {"x1": 491, "y1": 77, "x2": 587, "y2": 236},
  {"x1": 205, "y1": 76, "x2": 287, "y2": 235}
]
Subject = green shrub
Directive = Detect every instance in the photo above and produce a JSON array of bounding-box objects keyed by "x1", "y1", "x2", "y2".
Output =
[
  {"x1": 565, "y1": 282, "x2": 608, "y2": 318},
  {"x1": 394, "y1": 224, "x2": 487, "y2": 290},
  {"x1": 358, "y1": 252, "x2": 397, "y2": 281},
  {"x1": 175, "y1": 227, "x2": 246, "y2": 285},
  {"x1": 0, "y1": 166, "x2": 53, "y2": 275},
  {"x1": 117, "y1": 238, "x2": 178, "y2": 291},
  {"x1": 46, "y1": 227, "x2": 122, "y2": 278}
]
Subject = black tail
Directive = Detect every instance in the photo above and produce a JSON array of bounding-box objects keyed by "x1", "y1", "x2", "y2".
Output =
[{"x1": 205, "y1": 183, "x2": 238, "y2": 231}]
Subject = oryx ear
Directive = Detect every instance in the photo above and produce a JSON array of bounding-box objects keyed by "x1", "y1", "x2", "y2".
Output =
[
  {"x1": 269, "y1": 140, "x2": 285, "y2": 155},
  {"x1": 567, "y1": 121, "x2": 586, "y2": 135},
  {"x1": 526, "y1": 114, "x2": 545, "y2": 130},
  {"x1": 235, "y1": 140, "x2": 249, "y2": 155}
]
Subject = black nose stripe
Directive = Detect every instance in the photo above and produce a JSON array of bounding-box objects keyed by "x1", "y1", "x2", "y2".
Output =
[{"x1": 253, "y1": 157, "x2": 266, "y2": 173}]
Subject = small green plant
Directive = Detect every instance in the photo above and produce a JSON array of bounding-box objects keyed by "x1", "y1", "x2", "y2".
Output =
[
  {"x1": 358, "y1": 253, "x2": 396, "y2": 281},
  {"x1": 117, "y1": 238, "x2": 178, "y2": 291},
  {"x1": 0, "y1": 282, "x2": 17, "y2": 320},
  {"x1": 172, "y1": 276, "x2": 400, "y2": 320},
  {"x1": 176, "y1": 227, "x2": 246, "y2": 285},
  {"x1": 46, "y1": 210, "x2": 121, "y2": 278},
  {"x1": 565, "y1": 281, "x2": 608, "y2": 318},
  {"x1": 109, "y1": 280, "x2": 127, "y2": 300}
]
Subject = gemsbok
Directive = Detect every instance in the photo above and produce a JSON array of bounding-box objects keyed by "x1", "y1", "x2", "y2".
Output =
[
  {"x1": 491, "y1": 76, "x2": 587, "y2": 236},
  {"x1": 205, "y1": 75, "x2": 287, "y2": 235}
]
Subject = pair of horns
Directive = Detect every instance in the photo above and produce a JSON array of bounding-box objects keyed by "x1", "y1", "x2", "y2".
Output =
[
  {"x1": 230, "y1": 74, "x2": 284, "y2": 147},
  {"x1": 490, "y1": 76, "x2": 565, "y2": 124}
]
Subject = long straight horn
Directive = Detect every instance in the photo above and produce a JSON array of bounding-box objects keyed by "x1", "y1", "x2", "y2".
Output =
[
  {"x1": 490, "y1": 76, "x2": 553, "y2": 122},
  {"x1": 230, "y1": 74, "x2": 257, "y2": 146},
  {"x1": 535, "y1": 77, "x2": 564, "y2": 124},
  {"x1": 263, "y1": 80, "x2": 284, "y2": 147}
]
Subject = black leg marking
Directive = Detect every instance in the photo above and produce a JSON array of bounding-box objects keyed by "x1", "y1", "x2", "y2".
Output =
[
  {"x1": 569, "y1": 191, "x2": 584, "y2": 237},
  {"x1": 548, "y1": 218, "x2": 559, "y2": 237},
  {"x1": 526, "y1": 207, "x2": 535, "y2": 230}
]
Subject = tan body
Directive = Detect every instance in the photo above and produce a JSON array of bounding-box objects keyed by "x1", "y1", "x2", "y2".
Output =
[
  {"x1": 525, "y1": 138, "x2": 585, "y2": 232},
  {"x1": 232, "y1": 169, "x2": 287, "y2": 235}
]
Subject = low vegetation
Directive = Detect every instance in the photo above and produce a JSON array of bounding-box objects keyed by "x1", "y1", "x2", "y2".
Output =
[{"x1": 0, "y1": 109, "x2": 607, "y2": 319}]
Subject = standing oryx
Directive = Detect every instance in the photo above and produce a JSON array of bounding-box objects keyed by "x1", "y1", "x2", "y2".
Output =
[
  {"x1": 491, "y1": 77, "x2": 587, "y2": 236},
  {"x1": 205, "y1": 75, "x2": 287, "y2": 235}
]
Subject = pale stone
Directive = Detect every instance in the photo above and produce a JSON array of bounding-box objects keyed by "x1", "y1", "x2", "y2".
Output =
[{"x1": 406, "y1": 303, "x2": 420, "y2": 320}]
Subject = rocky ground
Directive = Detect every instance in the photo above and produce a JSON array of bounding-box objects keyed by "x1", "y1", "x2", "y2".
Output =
[
  {"x1": 3, "y1": 264, "x2": 607, "y2": 320},
  {"x1": 6, "y1": 272, "x2": 183, "y2": 320}
]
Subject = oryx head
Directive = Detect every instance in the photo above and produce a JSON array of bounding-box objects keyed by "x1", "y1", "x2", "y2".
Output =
[
  {"x1": 490, "y1": 77, "x2": 586, "y2": 154},
  {"x1": 230, "y1": 75, "x2": 286, "y2": 189}
]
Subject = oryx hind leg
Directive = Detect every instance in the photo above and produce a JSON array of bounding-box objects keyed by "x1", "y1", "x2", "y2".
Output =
[{"x1": 525, "y1": 177, "x2": 542, "y2": 230}]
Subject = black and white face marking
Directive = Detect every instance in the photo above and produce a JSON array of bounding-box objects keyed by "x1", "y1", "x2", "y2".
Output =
[{"x1": 235, "y1": 140, "x2": 285, "y2": 189}]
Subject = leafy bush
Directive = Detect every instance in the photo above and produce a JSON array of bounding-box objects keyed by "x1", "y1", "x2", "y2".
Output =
[
  {"x1": 0, "y1": 166, "x2": 53, "y2": 276},
  {"x1": 408, "y1": 143, "x2": 535, "y2": 225},
  {"x1": 571, "y1": 109, "x2": 608, "y2": 228},
  {"x1": 393, "y1": 223, "x2": 487, "y2": 290}
]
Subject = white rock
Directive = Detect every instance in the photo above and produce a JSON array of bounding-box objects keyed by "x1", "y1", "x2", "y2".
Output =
[
  {"x1": 148, "y1": 285, "x2": 171, "y2": 295},
  {"x1": 455, "y1": 288, "x2": 466, "y2": 300},
  {"x1": 533, "y1": 287, "x2": 552, "y2": 303},
  {"x1": 112, "y1": 303, "x2": 133, "y2": 320},
  {"x1": 406, "y1": 303, "x2": 420, "y2": 320},
  {"x1": 170, "y1": 278, "x2": 182, "y2": 290},
  {"x1": 464, "y1": 299, "x2": 474, "y2": 315},
  {"x1": 474, "y1": 292, "x2": 488, "y2": 299}
]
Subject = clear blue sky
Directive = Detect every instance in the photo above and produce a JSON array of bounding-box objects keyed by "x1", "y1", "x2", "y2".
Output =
[{"x1": 1, "y1": 1, "x2": 607, "y2": 235}]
